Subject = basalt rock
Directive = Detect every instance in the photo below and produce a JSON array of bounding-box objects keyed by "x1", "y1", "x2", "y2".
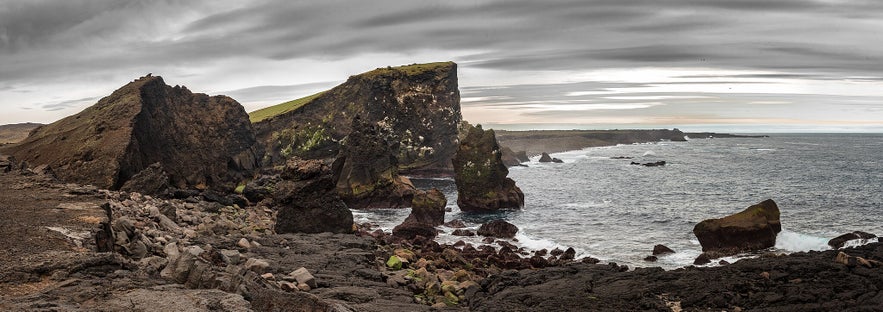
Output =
[
  {"x1": 452, "y1": 122, "x2": 524, "y2": 212},
  {"x1": 652, "y1": 244, "x2": 675, "y2": 255},
  {"x1": 477, "y1": 220, "x2": 519, "y2": 239},
  {"x1": 693, "y1": 199, "x2": 781, "y2": 257},
  {"x1": 119, "y1": 162, "x2": 170, "y2": 196},
  {"x1": 332, "y1": 116, "x2": 417, "y2": 209},
  {"x1": 1, "y1": 75, "x2": 261, "y2": 191},
  {"x1": 538, "y1": 152, "x2": 553, "y2": 163},
  {"x1": 828, "y1": 231, "x2": 877, "y2": 249},
  {"x1": 252, "y1": 62, "x2": 462, "y2": 176},
  {"x1": 402, "y1": 189, "x2": 447, "y2": 226},
  {"x1": 274, "y1": 158, "x2": 353, "y2": 234}
]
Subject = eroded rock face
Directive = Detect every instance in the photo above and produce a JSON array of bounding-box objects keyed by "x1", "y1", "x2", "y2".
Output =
[
  {"x1": 253, "y1": 62, "x2": 462, "y2": 175},
  {"x1": 275, "y1": 158, "x2": 353, "y2": 234},
  {"x1": 332, "y1": 117, "x2": 417, "y2": 209},
  {"x1": 452, "y1": 122, "x2": 524, "y2": 212},
  {"x1": 693, "y1": 199, "x2": 782, "y2": 257},
  {"x1": 402, "y1": 189, "x2": 447, "y2": 226},
  {"x1": 2, "y1": 75, "x2": 261, "y2": 190}
]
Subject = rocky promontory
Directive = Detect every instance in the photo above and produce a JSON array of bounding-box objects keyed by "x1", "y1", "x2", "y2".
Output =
[
  {"x1": 694, "y1": 199, "x2": 782, "y2": 261},
  {"x1": 252, "y1": 62, "x2": 462, "y2": 176},
  {"x1": 0, "y1": 75, "x2": 261, "y2": 191}
]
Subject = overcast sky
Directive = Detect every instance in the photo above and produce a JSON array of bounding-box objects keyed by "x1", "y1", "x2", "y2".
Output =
[{"x1": 2, "y1": 0, "x2": 883, "y2": 132}]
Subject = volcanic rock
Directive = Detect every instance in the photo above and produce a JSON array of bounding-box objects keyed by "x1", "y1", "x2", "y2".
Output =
[
  {"x1": 402, "y1": 189, "x2": 447, "y2": 226},
  {"x1": 2, "y1": 75, "x2": 261, "y2": 190},
  {"x1": 452, "y1": 122, "x2": 524, "y2": 212},
  {"x1": 828, "y1": 231, "x2": 877, "y2": 249},
  {"x1": 332, "y1": 116, "x2": 417, "y2": 209},
  {"x1": 252, "y1": 62, "x2": 462, "y2": 175},
  {"x1": 693, "y1": 199, "x2": 781, "y2": 257},
  {"x1": 477, "y1": 220, "x2": 519, "y2": 238},
  {"x1": 119, "y1": 162, "x2": 170, "y2": 196},
  {"x1": 274, "y1": 158, "x2": 353, "y2": 234},
  {"x1": 392, "y1": 222, "x2": 438, "y2": 240},
  {"x1": 652, "y1": 244, "x2": 676, "y2": 255},
  {"x1": 500, "y1": 146, "x2": 529, "y2": 167},
  {"x1": 538, "y1": 152, "x2": 553, "y2": 163}
]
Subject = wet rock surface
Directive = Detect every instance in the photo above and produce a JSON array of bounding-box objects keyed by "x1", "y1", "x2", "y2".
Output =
[{"x1": 452, "y1": 123, "x2": 524, "y2": 212}]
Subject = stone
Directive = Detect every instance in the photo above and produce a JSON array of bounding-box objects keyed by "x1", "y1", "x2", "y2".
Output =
[
  {"x1": 386, "y1": 255, "x2": 404, "y2": 270},
  {"x1": 652, "y1": 244, "x2": 676, "y2": 255},
  {"x1": 444, "y1": 219, "x2": 467, "y2": 228},
  {"x1": 402, "y1": 189, "x2": 447, "y2": 226},
  {"x1": 3, "y1": 75, "x2": 260, "y2": 191},
  {"x1": 477, "y1": 220, "x2": 519, "y2": 238},
  {"x1": 119, "y1": 162, "x2": 170, "y2": 196},
  {"x1": 451, "y1": 229, "x2": 475, "y2": 236},
  {"x1": 644, "y1": 255, "x2": 658, "y2": 262},
  {"x1": 253, "y1": 62, "x2": 461, "y2": 176},
  {"x1": 331, "y1": 116, "x2": 417, "y2": 209},
  {"x1": 693, "y1": 199, "x2": 781, "y2": 257},
  {"x1": 245, "y1": 258, "x2": 270, "y2": 274},
  {"x1": 392, "y1": 221, "x2": 438, "y2": 240},
  {"x1": 452, "y1": 122, "x2": 524, "y2": 212},
  {"x1": 828, "y1": 231, "x2": 877, "y2": 249},
  {"x1": 290, "y1": 267, "x2": 318, "y2": 289},
  {"x1": 694, "y1": 253, "x2": 711, "y2": 265},
  {"x1": 274, "y1": 158, "x2": 354, "y2": 234},
  {"x1": 220, "y1": 249, "x2": 241, "y2": 265},
  {"x1": 539, "y1": 152, "x2": 553, "y2": 162},
  {"x1": 551, "y1": 158, "x2": 564, "y2": 163},
  {"x1": 237, "y1": 238, "x2": 251, "y2": 249}
]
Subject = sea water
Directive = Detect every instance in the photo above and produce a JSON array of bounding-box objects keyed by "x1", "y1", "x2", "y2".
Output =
[{"x1": 352, "y1": 134, "x2": 883, "y2": 269}]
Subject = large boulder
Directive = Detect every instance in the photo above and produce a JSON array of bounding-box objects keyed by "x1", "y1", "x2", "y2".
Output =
[
  {"x1": 1, "y1": 75, "x2": 261, "y2": 190},
  {"x1": 477, "y1": 220, "x2": 519, "y2": 238},
  {"x1": 452, "y1": 122, "x2": 524, "y2": 212},
  {"x1": 402, "y1": 189, "x2": 447, "y2": 226},
  {"x1": 693, "y1": 199, "x2": 782, "y2": 256},
  {"x1": 538, "y1": 153, "x2": 553, "y2": 163},
  {"x1": 332, "y1": 116, "x2": 417, "y2": 209},
  {"x1": 252, "y1": 62, "x2": 462, "y2": 175},
  {"x1": 274, "y1": 158, "x2": 353, "y2": 234}
]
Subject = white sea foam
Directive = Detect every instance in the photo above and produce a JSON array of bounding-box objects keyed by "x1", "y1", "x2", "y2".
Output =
[
  {"x1": 642, "y1": 150, "x2": 656, "y2": 157},
  {"x1": 774, "y1": 229, "x2": 831, "y2": 252}
]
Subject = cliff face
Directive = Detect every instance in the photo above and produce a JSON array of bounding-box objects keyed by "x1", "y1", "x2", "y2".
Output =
[
  {"x1": 252, "y1": 62, "x2": 461, "y2": 175},
  {"x1": 3, "y1": 76, "x2": 261, "y2": 190},
  {"x1": 453, "y1": 122, "x2": 524, "y2": 212}
]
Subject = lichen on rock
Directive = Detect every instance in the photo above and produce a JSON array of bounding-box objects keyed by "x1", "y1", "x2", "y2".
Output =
[{"x1": 452, "y1": 122, "x2": 524, "y2": 212}]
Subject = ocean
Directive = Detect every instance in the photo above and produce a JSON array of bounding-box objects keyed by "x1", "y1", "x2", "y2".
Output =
[{"x1": 353, "y1": 134, "x2": 883, "y2": 269}]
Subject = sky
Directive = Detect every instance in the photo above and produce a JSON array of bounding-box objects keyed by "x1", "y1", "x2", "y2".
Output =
[{"x1": 2, "y1": 0, "x2": 883, "y2": 132}]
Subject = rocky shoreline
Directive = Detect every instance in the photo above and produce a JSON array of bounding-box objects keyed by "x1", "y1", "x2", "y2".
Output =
[{"x1": 1, "y1": 169, "x2": 881, "y2": 311}]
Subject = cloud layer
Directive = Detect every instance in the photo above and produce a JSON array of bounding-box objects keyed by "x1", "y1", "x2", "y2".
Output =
[{"x1": 1, "y1": 0, "x2": 882, "y2": 131}]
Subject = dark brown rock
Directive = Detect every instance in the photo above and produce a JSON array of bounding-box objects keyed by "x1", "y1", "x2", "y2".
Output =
[
  {"x1": 402, "y1": 189, "x2": 446, "y2": 226},
  {"x1": 828, "y1": 231, "x2": 877, "y2": 249},
  {"x1": 332, "y1": 116, "x2": 417, "y2": 209},
  {"x1": 452, "y1": 122, "x2": 524, "y2": 212},
  {"x1": 652, "y1": 244, "x2": 675, "y2": 255},
  {"x1": 443, "y1": 219, "x2": 467, "y2": 228},
  {"x1": 538, "y1": 152, "x2": 553, "y2": 163},
  {"x1": 252, "y1": 62, "x2": 461, "y2": 176},
  {"x1": 2, "y1": 75, "x2": 261, "y2": 190},
  {"x1": 693, "y1": 253, "x2": 711, "y2": 265},
  {"x1": 644, "y1": 255, "x2": 658, "y2": 262},
  {"x1": 693, "y1": 199, "x2": 781, "y2": 257},
  {"x1": 119, "y1": 162, "x2": 169, "y2": 196},
  {"x1": 392, "y1": 222, "x2": 438, "y2": 240},
  {"x1": 451, "y1": 229, "x2": 476, "y2": 237},
  {"x1": 274, "y1": 158, "x2": 353, "y2": 234},
  {"x1": 477, "y1": 220, "x2": 518, "y2": 238}
]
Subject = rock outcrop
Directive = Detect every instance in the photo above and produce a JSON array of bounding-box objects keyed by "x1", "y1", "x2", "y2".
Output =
[
  {"x1": 538, "y1": 152, "x2": 553, "y2": 163},
  {"x1": 477, "y1": 220, "x2": 519, "y2": 238},
  {"x1": 274, "y1": 158, "x2": 353, "y2": 234},
  {"x1": 252, "y1": 62, "x2": 462, "y2": 175},
  {"x1": 332, "y1": 116, "x2": 417, "y2": 209},
  {"x1": 693, "y1": 199, "x2": 782, "y2": 258},
  {"x1": 828, "y1": 231, "x2": 877, "y2": 249},
  {"x1": 391, "y1": 189, "x2": 446, "y2": 240},
  {"x1": 1, "y1": 75, "x2": 261, "y2": 190},
  {"x1": 452, "y1": 122, "x2": 524, "y2": 212}
]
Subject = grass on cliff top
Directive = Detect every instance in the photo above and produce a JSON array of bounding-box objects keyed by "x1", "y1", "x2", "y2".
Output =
[
  {"x1": 249, "y1": 91, "x2": 326, "y2": 123},
  {"x1": 361, "y1": 61, "x2": 453, "y2": 79}
]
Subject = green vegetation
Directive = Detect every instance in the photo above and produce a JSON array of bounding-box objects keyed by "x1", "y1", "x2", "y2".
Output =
[
  {"x1": 248, "y1": 91, "x2": 326, "y2": 123},
  {"x1": 272, "y1": 125, "x2": 331, "y2": 158},
  {"x1": 361, "y1": 61, "x2": 453, "y2": 80}
]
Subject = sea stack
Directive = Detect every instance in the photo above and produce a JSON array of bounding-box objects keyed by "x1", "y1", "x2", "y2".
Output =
[
  {"x1": 452, "y1": 122, "x2": 524, "y2": 212},
  {"x1": 2, "y1": 75, "x2": 261, "y2": 191},
  {"x1": 693, "y1": 199, "x2": 782, "y2": 258}
]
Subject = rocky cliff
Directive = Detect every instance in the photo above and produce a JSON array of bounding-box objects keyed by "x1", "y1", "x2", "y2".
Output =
[
  {"x1": 251, "y1": 62, "x2": 461, "y2": 175},
  {"x1": 1, "y1": 75, "x2": 261, "y2": 190}
]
